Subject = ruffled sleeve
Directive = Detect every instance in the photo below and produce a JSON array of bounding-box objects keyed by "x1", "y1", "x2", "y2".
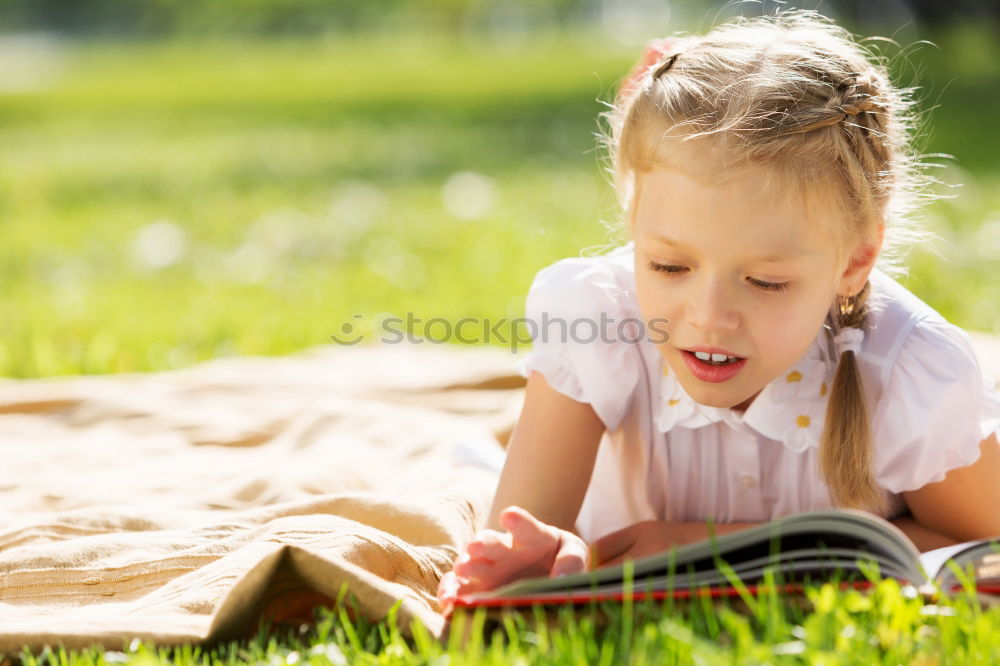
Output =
[
  {"x1": 872, "y1": 319, "x2": 1000, "y2": 494},
  {"x1": 512, "y1": 254, "x2": 644, "y2": 432}
]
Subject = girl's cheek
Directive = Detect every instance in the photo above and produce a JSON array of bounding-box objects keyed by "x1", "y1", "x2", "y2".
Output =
[
  {"x1": 760, "y1": 304, "x2": 813, "y2": 350},
  {"x1": 635, "y1": 274, "x2": 675, "y2": 311},
  {"x1": 635, "y1": 296, "x2": 673, "y2": 333}
]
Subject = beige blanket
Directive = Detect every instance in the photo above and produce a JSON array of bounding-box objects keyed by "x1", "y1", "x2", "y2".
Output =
[
  {"x1": 2, "y1": 334, "x2": 999, "y2": 655},
  {"x1": 0, "y1": 342, "x2": 524, "y2": 653}
]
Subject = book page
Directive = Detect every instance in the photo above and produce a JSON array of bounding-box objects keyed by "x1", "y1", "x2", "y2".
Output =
[{"x1": 921, "y1": 540, "x2": 1000, "y2": 591}]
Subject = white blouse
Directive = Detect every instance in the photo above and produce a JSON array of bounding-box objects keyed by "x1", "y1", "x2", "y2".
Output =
[{"x1": 513, "y1": 242, "x2": 1000, "y2": 543}]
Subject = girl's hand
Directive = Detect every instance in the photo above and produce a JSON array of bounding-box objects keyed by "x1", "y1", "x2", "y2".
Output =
[
  {"x1": 591, "y1": 520, "x2": 758, "y2": 568},
  {"x1": 591, "y1": 520, "x2": 676, "y2": 568},
  {"x1": 617, "y1": 37, "x2": 685, "y2": 102},
  {"x1": 436, "y1": 506, "x2": 589, "y2": 614},
  {"x1": 591, "y1": 520, "x2": 716, "y2": 568}
]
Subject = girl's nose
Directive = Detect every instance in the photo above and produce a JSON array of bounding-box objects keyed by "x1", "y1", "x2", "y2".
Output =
[{"x1": 686, "y1": 277, "x2": 740, "y2": 332}]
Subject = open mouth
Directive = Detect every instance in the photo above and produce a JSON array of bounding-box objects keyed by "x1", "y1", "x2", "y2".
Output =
[{"x1": 685, "y1": 350, "x2": 744, "y2": 366}]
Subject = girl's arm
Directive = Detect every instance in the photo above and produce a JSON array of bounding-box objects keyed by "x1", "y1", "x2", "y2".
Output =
[
  {"x1": 442, "y1": 370, "x2": 606, "y2": 600},
  {"x1": 591, "y1": 520, "x2": 760, "y2": 567},
  {"x1": 485, "y1": 369, "x2": 605, "y2": 533},
  {"x1": 887, "y1": 515, "x2": 958, "y2": 552},
  {"x1": 901, "y1": 432, "x2": 1000, "y2": 543}
]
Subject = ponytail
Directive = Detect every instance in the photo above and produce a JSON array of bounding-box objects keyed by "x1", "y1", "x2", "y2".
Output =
[{"x1": 819, "y1": 280, "x2": 886, "y2": 513}]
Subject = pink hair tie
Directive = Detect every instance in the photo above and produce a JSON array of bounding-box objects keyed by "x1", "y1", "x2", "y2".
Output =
[{"x1": 834, "y1": 327, "x2": 864, "y2": 356}]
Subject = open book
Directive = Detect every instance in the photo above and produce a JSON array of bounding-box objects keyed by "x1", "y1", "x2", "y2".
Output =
[{"x1": 454, "y1": 509, "x2": 1000, "y2": 609}]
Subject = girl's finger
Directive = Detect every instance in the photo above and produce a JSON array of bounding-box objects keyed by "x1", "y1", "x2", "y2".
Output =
[
  {"x1": 499, "y1": 505, "x2": 550, "y2": 547},
  {"x1": 440, "y1": 564, "x2": 504, "y2": 600},
  {"x1": 452, "y1": 556, "x2": 501, "y2": 582},
  {"x1": 467, "y1": 539, "x2": 512, "y2": 561},
  {"x1": 590, "y1": 526, "x2": 636, "y2": 566},
  {"x1": 548, "y1": 533, "x2": 590, "y2": 578},
  {"x1": 445, "y1": 568, "x2": 507, "y2": 595},
  {"x1": 453, "y1": 546, "x2": 547, "y2": 593},
  {"x1": 452, "y1": 545, "x2": 525, "y2": 584},
  {"x1": 466, "y1": 530, "x2": 512, "y2": 558},
  {"x1": 593, "y1": 552, "x2": 632, "y2": 570}
]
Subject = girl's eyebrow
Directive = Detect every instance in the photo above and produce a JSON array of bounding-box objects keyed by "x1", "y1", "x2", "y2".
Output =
[{"x1": 642, "y1": 230, "x2": 820, "y2": 262}]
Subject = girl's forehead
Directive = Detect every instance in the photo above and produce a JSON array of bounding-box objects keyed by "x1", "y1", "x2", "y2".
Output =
[
  {"x1": 636, "y1": 168, "x2": 818, "y2": 221},
  {"x1": 631, "y1": 169, "x2": 847, "y2": 258},
  {"x1": 638, "y1": 136, "x2": 848, "y2": 212},
  {"x1": 632, "y1": 165, "x2": 849, "y2": 245}
]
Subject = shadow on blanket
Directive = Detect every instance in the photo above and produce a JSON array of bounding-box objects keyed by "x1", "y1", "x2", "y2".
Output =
[{"x1": 0, "y1": 343, "x2": 522, "y2": 653}]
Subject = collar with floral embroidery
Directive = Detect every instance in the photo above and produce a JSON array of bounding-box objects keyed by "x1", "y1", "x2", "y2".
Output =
[{"x1": 655, "y1": 326, "x2": 837, "y2": 453}]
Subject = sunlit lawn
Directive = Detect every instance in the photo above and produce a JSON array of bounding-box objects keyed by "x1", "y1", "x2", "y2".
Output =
[{"x1": 1, "y1": 23, "x2": 998, "y2": 379}]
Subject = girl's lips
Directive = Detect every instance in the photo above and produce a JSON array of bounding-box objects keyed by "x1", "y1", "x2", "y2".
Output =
[{"x1": 681, "y1": 350, "x2": 747, "y2": 383}]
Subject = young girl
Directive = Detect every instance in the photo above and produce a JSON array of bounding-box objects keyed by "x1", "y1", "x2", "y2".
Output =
[{"x1": 439, "y1": 10, "x2": 1000, "y2": 608}]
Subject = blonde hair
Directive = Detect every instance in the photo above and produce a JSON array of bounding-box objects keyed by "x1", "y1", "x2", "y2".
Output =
[{"x1": 598, "y1": 10, "x2": 939, "y2": 512}]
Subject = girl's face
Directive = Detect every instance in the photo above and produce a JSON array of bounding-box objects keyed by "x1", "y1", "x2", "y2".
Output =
[{"x1": 630, "y1": 168, "x2": 878, "y2": 412}]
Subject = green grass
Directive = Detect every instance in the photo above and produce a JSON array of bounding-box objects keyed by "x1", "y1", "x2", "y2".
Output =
[
  {"x1": 0, "y1": 28, "x2": 631, "y2": 377},
  {"x1": 8, "y1": 578, "x2": 1000, "y2": 665},
  {"x1": 2, "y1": 23, "x2": 999, "y2": 378}
]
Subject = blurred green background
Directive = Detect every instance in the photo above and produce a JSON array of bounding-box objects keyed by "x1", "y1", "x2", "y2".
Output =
[{"x1": 1, "y1": 0, "x2": 998, "y2": 378}]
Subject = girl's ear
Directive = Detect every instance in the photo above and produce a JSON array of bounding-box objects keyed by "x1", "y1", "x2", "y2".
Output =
[{"x1": 838, "y1": 224, "x2": 885, "y2": 296}]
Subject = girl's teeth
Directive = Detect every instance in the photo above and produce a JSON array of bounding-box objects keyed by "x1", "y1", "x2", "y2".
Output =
[{"x1": 692, "y1": 351, "x2": 739, "y2": 365}]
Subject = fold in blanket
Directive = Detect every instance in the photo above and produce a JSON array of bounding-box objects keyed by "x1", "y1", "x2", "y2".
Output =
[{"x1": 0, "y1": 343, "x2": 523, "y2": 653}]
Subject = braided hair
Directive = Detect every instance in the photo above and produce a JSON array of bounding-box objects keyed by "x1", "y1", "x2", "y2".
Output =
[{"x1": 821, "y1": 280, "x2": 884, "y2": 512}]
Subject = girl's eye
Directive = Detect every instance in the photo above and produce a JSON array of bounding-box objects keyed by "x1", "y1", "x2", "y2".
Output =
[
  {"x1": 647, "y1": 260, "x2": 686, "y2": 275},
  {"x1": 648, "y1": 261, "x2": 790, "y2": 293},
  {"x1": 748, "y1": 277, "x2": 790, "y2": 293}
]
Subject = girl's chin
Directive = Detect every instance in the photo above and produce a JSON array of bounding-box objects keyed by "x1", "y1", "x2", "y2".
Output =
[
  {"x1": 699, "y1": 396, "x2": 742, "y2": 409},
  {"x1": 730, "y1": 391, "x2": 761, "y2": 412},
  {"x1": 676, "y1": 380, "x2": 760, "y2": 411}
]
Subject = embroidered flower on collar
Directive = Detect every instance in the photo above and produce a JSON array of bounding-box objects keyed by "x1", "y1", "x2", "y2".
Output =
[
  {"x1": 782, "y1": 409, "x2": 826, "y2": 453},
  {"x1": 742, "y1": 338, "x2": 835, "y2": 452},
  {"x1": 655, "y1": 332, "x2": 836, "y2": 453},
  {"x1": 769, "y1": 363, "x2": 826, "y2": 403}
]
